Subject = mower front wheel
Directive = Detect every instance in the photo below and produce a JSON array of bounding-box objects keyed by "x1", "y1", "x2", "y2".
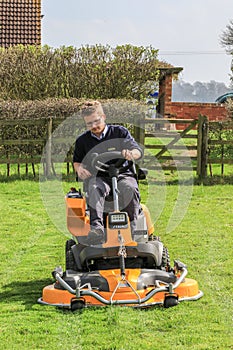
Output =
[
  {"x1": 164, "y1": 294, "x2": 179, "y2": 308},
  {"x1": 71, "y1": 298, "x2": 86, "y2": 312}
]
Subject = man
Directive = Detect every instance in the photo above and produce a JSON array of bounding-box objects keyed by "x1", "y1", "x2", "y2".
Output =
[{"x1": 73, "y1": 100, "x2": 142, "y2": 244}]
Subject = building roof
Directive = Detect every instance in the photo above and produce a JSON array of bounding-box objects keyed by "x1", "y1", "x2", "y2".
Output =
[
  {"x1": 0, "y1": 0, "x2": 41, "y2": 47},
  {"x1": 158, "y1": 66, "x2": 183, "y2": 75}
]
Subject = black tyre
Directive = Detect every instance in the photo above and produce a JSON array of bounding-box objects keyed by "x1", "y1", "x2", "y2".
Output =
[
  {"x1": 65, "y1": 239, "x2": 76, "y2": 253},
  {"x1": 162, "y1": 246, "x2": 171, "y2": 271},
  {"x1": 71, "y1": 298, "x2": 85, "y2": 312},
  {"x1": 65, "y1": 239, "x2": 77, "y2": 271},
  {"x1": 164, "y1": 294, "x2": 179, "y2": 308},
  {"x1": 66, "y1": 249, "x2": 77, "y2": 271}
]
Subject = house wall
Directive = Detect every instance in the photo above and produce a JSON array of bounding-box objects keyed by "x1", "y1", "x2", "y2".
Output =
[
  {"x1": 169, "y1": 102, "x2": 227, "y2": 121},
  {"x1": 158, "y1": 72, "x2": 228, "y2": 125}
]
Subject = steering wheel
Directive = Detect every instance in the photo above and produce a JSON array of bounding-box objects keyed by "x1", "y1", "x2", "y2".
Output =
[{"x1": 91, "y1": 151, "x2": 134, "y2": 175}]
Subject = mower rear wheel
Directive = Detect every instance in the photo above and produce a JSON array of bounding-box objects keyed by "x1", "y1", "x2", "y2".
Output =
[
  {"x1": 65, "y1": 239, "x2": 77, "y2": 271},
  {"x1": 66, "y1": 250, "x2": 77, "y2": 271},
  {"x1": 162, "y1": 246, "x2": 171, "y2": 271},
  {"x1": 65, "y1": 239, "x2": 76, "y2": 253}
]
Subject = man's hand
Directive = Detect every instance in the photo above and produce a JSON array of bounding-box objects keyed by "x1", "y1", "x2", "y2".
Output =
[
  {"x1": 122, "y1": 149, "x2": 141, "y2": 161},
  {"x1": 75, "y1": 163, "x2": 91, "y2": 180}
]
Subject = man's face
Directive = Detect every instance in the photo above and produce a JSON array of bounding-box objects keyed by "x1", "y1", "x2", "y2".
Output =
[{"x1": 84, "y1": 111, "x2": 106, "y2": 135}]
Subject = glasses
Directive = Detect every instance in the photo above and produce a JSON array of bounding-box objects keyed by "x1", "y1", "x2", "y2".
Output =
[{"x1": 85, "y1": 116, "x2": 103, "y2": 128}]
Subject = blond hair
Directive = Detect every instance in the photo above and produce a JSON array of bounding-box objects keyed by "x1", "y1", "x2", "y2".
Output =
[{"x1": 81, "y1": 100, "x2": 104, "y2": 117}]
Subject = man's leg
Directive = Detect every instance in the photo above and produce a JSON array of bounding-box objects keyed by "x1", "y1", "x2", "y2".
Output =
[
  {"x1": 118, "y1": 176, "x2": 141, "y2": 232},
  {"x1": 87, "y1": 176, "x2": 111, "y2": 233}
]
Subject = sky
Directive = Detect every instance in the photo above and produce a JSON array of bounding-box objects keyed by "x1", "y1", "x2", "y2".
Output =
[{"x1": 41, "y1": 0, "x2": 233, "y2": 87}]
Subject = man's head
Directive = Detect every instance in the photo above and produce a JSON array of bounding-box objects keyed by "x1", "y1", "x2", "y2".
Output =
[{"x1": 81, "y1": 100, "x2": 106, "y2": 136}]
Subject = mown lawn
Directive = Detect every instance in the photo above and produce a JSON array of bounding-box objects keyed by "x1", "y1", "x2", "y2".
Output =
[{"x1": 0, "y1": 175, "x2": 232, "y2": 350}]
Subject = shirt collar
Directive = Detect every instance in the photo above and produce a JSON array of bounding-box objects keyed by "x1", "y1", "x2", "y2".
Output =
[{"x1": 91, "y1": 124, "x2": 108, "y2": 140}]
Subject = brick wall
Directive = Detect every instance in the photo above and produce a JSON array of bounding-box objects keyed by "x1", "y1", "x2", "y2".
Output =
[
  {"x1": 158, "y1": 71, "x2": 228, "y2": 124},
  {"x1": 169, "y1": 102, "x2": 227, "y2": 121}
]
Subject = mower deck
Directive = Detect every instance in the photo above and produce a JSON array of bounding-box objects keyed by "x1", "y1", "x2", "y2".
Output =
[{"x1": 38, "y1": 266, "x2": 203, "y2": 309}]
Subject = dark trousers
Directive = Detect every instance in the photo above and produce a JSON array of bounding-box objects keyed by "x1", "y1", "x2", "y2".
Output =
[{"x1": 86, "y1": 176, "x2": 140, "y2": 233}]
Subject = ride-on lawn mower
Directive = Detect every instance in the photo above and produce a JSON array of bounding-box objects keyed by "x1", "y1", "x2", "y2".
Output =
[{"x1": 38, "y1": 152, "x2": 203, "y2": 310}]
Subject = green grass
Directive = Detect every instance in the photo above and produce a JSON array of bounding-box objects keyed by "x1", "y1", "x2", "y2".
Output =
[{"x1": 0, "y1": 177, "x2": 233, "y2": 349}]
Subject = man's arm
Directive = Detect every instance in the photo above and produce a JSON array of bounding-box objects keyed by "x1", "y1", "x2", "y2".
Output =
[
  {"x1": 73, "y1": 162, "x2": 91, "y2": 180},
  {"x1": 122, "y1": 148, "x2": 142, "y2": 161},
  {"x1": 120, "y1": 127, "x2": 143, "y2": 161}
]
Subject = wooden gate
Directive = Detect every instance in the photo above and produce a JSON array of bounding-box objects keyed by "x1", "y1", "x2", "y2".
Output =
[{"x1": 137, "y1": 115, "x2": 208, "y2": 179}]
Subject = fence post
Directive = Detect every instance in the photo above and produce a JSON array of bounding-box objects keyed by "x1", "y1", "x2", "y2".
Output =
[
  {"x1": 45, "y1": 116, "x2": 53, "y2": 177},
  {"x1": 197, "y1": 114, "x2": 209, "y2": 181},
  {"x1": 133, "y1": 115, "x2": 145, "y2": 146}
]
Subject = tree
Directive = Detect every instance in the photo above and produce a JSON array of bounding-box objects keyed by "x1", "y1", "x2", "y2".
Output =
[
  {"x1": 0, "y1": 44, "x2": 161, "y2": 101},
  {"x1": 220, "y1": 19, "x2": 233, "y2": 54},
  {"x1": 220, "y1": 20, "x2": 233, "y2": 86}
]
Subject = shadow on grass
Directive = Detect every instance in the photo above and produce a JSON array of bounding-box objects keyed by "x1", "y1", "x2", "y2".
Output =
[
  {"x1": 147, "y1": 175, "x2": 233, "y2": 186},
  {"x1": 201, "y1": 175, "x2": 233, "y2": 186},
  {"x1": 0, "y1": 172, "x2": 233, "y2": 186},
  {"x1": 0, "y1": 278, "x2": 53, "y2": 309},
  {"x1": 0, "y1": 174, "x2": 39, "y2": 183},
  {"x1": 0, "y1": 173, "x2": 76, "y2": 183}
]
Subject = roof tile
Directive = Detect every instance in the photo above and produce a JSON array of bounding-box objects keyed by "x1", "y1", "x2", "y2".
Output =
[{"x1": 0, "y1": 0, "x2": 41, "y2": 47}]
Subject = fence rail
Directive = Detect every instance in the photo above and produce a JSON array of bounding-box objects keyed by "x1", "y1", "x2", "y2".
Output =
[{"x1": 0, "y1": 115, "x2": 232, "y2": 179}]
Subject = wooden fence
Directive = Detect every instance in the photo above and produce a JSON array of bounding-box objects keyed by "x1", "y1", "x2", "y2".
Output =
[
  {"x1": 207, "y1": 120, "x2": 233, "y2": 176},
  {"x1": 0, "y1": 117, "x2": 76, "y2": 176},
  {"x1": 0, "y1": 115, "x2": 231, "y2": 179}
]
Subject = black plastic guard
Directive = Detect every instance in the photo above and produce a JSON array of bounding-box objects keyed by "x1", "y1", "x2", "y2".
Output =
[
  {"x1": 137, "y1": 269, "x2": 177, "y2": 289},
  {"x1": 55, "y1": 270, "x2": 110, "y2": 292}
]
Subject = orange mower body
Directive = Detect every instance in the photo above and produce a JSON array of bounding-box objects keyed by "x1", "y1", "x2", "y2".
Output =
[
  {"x1": 39, "y1": 152, "x2": 203, "y2": 310},
  {"x1": 39, "y1": 190, "x2": 203, "y2": 310}
]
